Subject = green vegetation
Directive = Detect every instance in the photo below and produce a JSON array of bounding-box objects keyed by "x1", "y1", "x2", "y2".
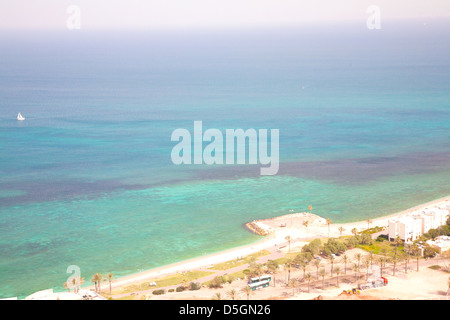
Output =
[
  {"x1": 152, "y1": 289, "x2": 165, "y2": 295},
  {"x1": 205, "y1": 276, "x2": 228, "y2": 289},
  {"x1": 300, "y1": 234, "x2": 373, "y2": 258},
  {"x1": 105, "y1": 218, "x2": 450, "y2": 299},
  {"x1": 207, "y1": 250, "x2": 271, "y2": 271},
  {"x1": 423, "y1": 217, "x2": 450, "y2": 240},
  {"x1": 357, "y1": 239, "x2": 400, "y2": 255},
  {"x1": 226, "y1": 269, "x2": 247, "y2": 281},
  {"x1": 189, "y1": 282, "x2": 202, "y2": 291},
  {"x1": 360, "y1": 226, "x2": 385, "y2": 235},
  {"x1": 110, "y1": 270, "x2": 213, "y2": 295},
  {"x1": 428, "y1": 265, "x2": 441, "y2": 270}
]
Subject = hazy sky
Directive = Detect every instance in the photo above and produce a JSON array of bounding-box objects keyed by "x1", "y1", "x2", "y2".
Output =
[{"x1": 0, "y1": 0, "x2": 449, "y2": 30}]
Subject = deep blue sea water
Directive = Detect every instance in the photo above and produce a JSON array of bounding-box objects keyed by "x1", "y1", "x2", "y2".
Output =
[{"x1": 1, "y1": 20, "x2": 449, "y2": 298}]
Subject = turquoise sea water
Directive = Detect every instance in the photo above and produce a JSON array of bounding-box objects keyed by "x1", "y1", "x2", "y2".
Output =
[{"x1": 1, "y1": 21, "x2": 450, "y2": 298}]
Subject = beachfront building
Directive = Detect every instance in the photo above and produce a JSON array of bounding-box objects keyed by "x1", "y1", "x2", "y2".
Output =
[
  {"x1": 399, "y1": 217, "x2": 422, "y2": 242},
  {"x1": 388, "y1": 207, "x2": 449, "y2": 242},
  {"x1": 388, "y1": 216, "x2": 421, "y2": 242},
  {"x1": 426, "y1": 236, "x2": 450, "y2": 254}
]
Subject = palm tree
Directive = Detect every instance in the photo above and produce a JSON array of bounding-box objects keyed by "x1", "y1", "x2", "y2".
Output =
[
  {"x1": 285, "y1": 235, "x2": 292, "y2": 253},
  {"x1": 338, "y1": 226, "x2": 345, "y2": 237},
  {"x1": 404, "y1": 252, "x2": 410, "y2": 274},
  {"x1": 319, "y1": 268, "x2": 326, "y2": 289},
  {"x1": 305, "y1": 272, "x2": 312, "y2": 293},
  {"x1": 90, "y1": 274, "x2": 98, "y2": 292},
  {"x1": 380, "y1": 248, "x2": 388, "y2": 261},
  {"x1": 303, "y1": 221, "x2": 309, "y2": 238},
  {"x1": 288, "y1": 279, "x2": 297, "y2": 296},
  {"x1": 63, "y1": 281, "x2": 70, "y2": 293},
  {"x1": 351, "y1": 228, "x2": 358, "y2": 236},
  {"x1": 227, "y1": 289, "x2": 239, "y2": 300},
  {"x1": 369, "y1": 252, "x2": 374, "y2": 267},
  {"x1": 297, "y1": 276, "x2": 304, "y2": 293},
  {"x1": 326, "y1": 219, "x2": 332, "y2": 238},
  {"x1": 211, "y1": 293, "x2": 223, "y2": 300},
  {"x1": 341, "y1": 254, "x2": 348, "y2": 274},
  {"x1": 366, "y1": 219, "x2": 372, "y2": 230},
  {"x1": 105, "y1": 273, "x2": 114, "y2": 294},
  {"x1": 412, "y1": 244, "x2": 420, "y2": 272},
  {"x1": 249, "y1": 262, "x2": 263, "y2": 277},
  {"x1": 266, "y1": 260, "x2": 279, "y2": 287},
  {"x1": 352, "y1": 263, "x2": 359, "y2": 284},
  {"x1": 313, "y1": 259, "x2": 321, "y2": 279},
  {"x1": 392, "y1": 248, "x2": 399, "y2": 276},
  {"x1": 240, "y1": 286, "x2": 254, "y2": 300},
  {"x1": 67, "y1": 276, "x2": 83, "y2": 294},
  {"x1": 377, "y1": 257, "x2": 385, "y2": 277},
  {"x1": 255, "y1": 263, "x2": 264, "y2": 277},
  {"x1": 91, "y1": 273, "x2": 103, "y2": 293},
  {"x1": 355, "y1": 253, "x2": 362, "y2": 272},
  {"x1": 71, "y1": 277, "x2": 78, "y2": 294},
  {"x1": 97, "y1": 273, "x2": 103, "y2": 293},
  {"x1": 334, "y1": 266, "x2": 341, "y2": 287},
  {"x1": 285, "y1": 258, "x2": 294, "y2": 283},
  {"x1": 395, "y1": 236, "x2": 403, "y2": 248},
  {"x1": 329, "y1": 254, "x2": 335, "y2": 275},
  {"x1": 300, "y1": 260, "x2": 308, "y2": 278},
  {"x1": 363, "y1": 257, "x2": 371, "y2": 280}
]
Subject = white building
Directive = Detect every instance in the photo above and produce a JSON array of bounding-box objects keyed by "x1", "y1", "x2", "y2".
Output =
[
  {"x1": 426, "y1": 236, "x2": 450, "y2": 254},
  {"x1": 388, "y1": 206, "x2": 449, "y2": 242},
  {"x1": 415, "y1": 213, "x2": 432, "y2": 235},
  {"x1": 388, "y1": 220, "x2": 398, "y2": 241},
  {"x1": 397, "y1": 216, "x2": 422, "y2": 242}
]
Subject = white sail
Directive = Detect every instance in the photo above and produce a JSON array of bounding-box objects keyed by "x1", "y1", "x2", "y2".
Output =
[{"x1": 17, "y1": 113, "x2": 25, "y2": 121}]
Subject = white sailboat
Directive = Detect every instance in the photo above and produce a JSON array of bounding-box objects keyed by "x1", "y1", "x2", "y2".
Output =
[{"x1": 17, "y1": 112, "x2": 25, "y2": 121}]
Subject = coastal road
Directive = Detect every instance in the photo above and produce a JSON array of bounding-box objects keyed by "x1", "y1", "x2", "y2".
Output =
[{"x1": 109, "y1": 239, "x2": 290, "y2": 299}]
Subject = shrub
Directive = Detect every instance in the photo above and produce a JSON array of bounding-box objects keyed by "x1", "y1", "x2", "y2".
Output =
[
  {"x1": 242, "y1": 269, "x2": 251, "y2": 276},
  {"x1": 345, "y1": 236, "x2": 358, "y2": 248},
  {"x1": 442, "y1": 225, "x2": 450, "y2": 236},
  {"x1": 321, "y1": 247, "x2": 332, "y2": 257},
  {"x1": 208, "y1": 276, "x2": 226, "y2": 289},
  {"x1": 428, "y1": 265, "x2": 441, "y2": 270},
  {"x1": 152, "y1": 289, "x2": 165, "y2": 295},
  {"x1": 189, "y1": 282, "x2": 201, "y2": 291},
  {"x1": 302, "y1": 239, "x2": 321, "y2": 255},
  {"x1": 296, "y1": 252, "x2": 312, "y2": 263},
  {"x1": 336, "y1": 241, "x2": 347, "y2": 252},
  {"x1": 225, "y1": 276, "x2": 234, "y2": 284},
  {"x1": 423, "y1": 245, "x2": 439, "y2": 259},
  {"x1": 176, "y1": 286, "x2": 185, "y2": 292},
  {"x1": 360, "y1": 233, "x2": 373, "y2": 245},
  {"x1": 323, "y1": 239, "x2": 340, "y2": 254},
  {"x1": 424, "y1": 228, "x2": 440, "y2": 240}
]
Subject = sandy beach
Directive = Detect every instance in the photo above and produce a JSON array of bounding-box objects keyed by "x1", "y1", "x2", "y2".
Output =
[{"x1": 98, "y1": 195, "x2": 450, "y2": 292}]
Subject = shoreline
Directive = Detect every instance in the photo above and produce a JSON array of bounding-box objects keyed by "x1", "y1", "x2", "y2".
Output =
[{"x1": 90, "y1": 195, "x2": 450, "y2": 292}]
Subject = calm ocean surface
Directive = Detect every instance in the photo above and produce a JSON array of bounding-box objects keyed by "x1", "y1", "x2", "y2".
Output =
[{"x1": 1, "y1": 21, "x2": 449, "y2": 298}]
